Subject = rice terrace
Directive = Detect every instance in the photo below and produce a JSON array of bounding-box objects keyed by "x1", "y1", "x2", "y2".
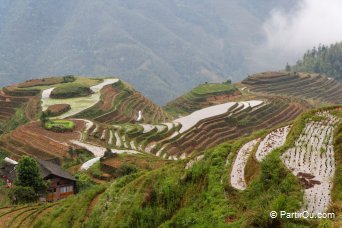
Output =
[{"x1": 0, "y1": 71, "x2": 341, "y2": 227}]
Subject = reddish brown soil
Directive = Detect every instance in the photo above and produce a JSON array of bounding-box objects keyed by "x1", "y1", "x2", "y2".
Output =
[
  {"x1": 46, "y1": 104, "x2": 71, "y2": 116},
  {"x1": 0, "y1": 120, "x2": 85, "y2": 159},
  {"x1": 99, "y1": 85, "x2": 120, "y2": 111},
  {"x1": 86, "y1": 191, "x2": 105, "y2": 216},
  {"x1": 102, "y1": 155, "x2": 166, "y2": 170},
  {"x1": 0, "y1": 206, "x2": 32, "y2": 226},
  {"x1": 206, "y1": 90, "x2": 242, "y2": 103},
  {"x1": 30, "y1": 204, "x2": 59, "y2": 227},
  {"x1": 16, "y1": 77, "x2": 63, "y2": 88},
  {"x1": 297, "y1": 172, "x2": 321, "y2": 189}
]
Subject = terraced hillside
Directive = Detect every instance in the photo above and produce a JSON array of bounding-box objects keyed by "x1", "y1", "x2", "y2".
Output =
[
  {"x1": 0, "y1": 76, "x2": 84, "y2": 133},
  {"x1": 1, "y1": 74, "x2": 342, "y2": 227},
  {"x1": 0, "y1": 85, "x2": 40, "y2": 128},
  {"x1": 165, "y1": 82, "x2": 241, "y2": 117},
  {"x1": 281, "y1": 111, "x2": 339, "y2": 214},
  {"x1": 74, "y1": 80, "x2": 172, "y2": 124},
  {"x1": 69, "y1": 97, "x2": 307, "y2": 164},
  {"x1": 158, "y1": 97, "x2": 307, "y2": 159},
  {"x1": 7, "y1": 107, "x2": 339, "y2": 228},
  {"x1": 0, "y1": 120, "x2": 85, "y2": 160},
  {"x1": 241, "y1": 72, "x2": 342, "y2": 104}
]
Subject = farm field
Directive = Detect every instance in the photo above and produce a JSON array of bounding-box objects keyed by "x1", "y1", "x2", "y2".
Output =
[
  {"x1": 255, "y1": 125, "x2": 291, "y2": 162},
  {"x1": 74, "y1": 80, "x2": 172, "y2": 124},
  {"x1": 230, "y1": 138, "x2": 259, "y2": 190},
  {"x1": 41, "y1": 79, "x2": 119, "y2": 119},
  {"x1": 0, "y1": 74, "x2": 342, "y2": 227},
  {"x1": 242, "y1": 72, "x2": 342, "y2": 104},
  {"x1": 165, "y1": 82, "x2": 241, "y2": 117},
  {"x1": 281, "y1": 111, "x2": 340, "y2": 213}
]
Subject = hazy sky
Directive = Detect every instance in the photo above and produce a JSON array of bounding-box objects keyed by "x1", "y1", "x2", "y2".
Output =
[{"x1": 254, "y1": 0, "x2": 342, "y2": 69}]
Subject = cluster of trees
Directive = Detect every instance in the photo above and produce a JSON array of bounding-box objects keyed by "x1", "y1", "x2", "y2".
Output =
[
  {"x1": 8, "y1": 156, "x2": 47, "y2": 204},
  {"x1": 289, "y1": 42, "x2": 342, "y2": 81}
]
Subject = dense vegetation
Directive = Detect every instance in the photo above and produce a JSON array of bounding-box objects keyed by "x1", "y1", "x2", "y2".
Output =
[
  {"x1": 291, "y1": 42, "x2": 342, "y2": 81},
  {"x1": 50, "y1": 83, "x2": 93, "y2": 99},
  {"x1": 9, "y1": 156, "x2": 47, "y2": 204}
]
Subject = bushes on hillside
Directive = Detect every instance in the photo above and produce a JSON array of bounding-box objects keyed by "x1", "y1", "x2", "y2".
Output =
[
  {"x1": 9, "y1": 156, "x2": 48, "y2": 204},
  {"x1": 75, "y1": 173, "x2": 95, "y2": 192},
  {"x1": 8, "y1": 186, "x2": 37, "y2": 204},
  {"x1": 63, "y1": 75, "x2": 76, "y2": 83},
  {"x1": 50, "y1": 83, "x2": 93, "y2": 99},
  {"x1": 15, "y1": 156, "x2": 48, "y2": 194}
]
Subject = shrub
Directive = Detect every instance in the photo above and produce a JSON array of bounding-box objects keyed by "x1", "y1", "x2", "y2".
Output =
[
  {"x1": 75, "y1": 173, "x2": 95, "y2": 192},
  {"x1": 117, "y1": 163, "x2": 138, "y2": 177},
  {"x1": 101, "y1": 148, "x2": 117, "y2": 161},
  {"x1": 63, "y1": 75, "x2": 76, "y2": 83},
  {"x1": 8, "y1": 186, "x2": 37, "y2": 204},
  {"x1": 15, "y1": 156, "x2": 48, "y2": 194},
  {"x1": 50, "y1": 83, "x2": 93, "y2": 99}
]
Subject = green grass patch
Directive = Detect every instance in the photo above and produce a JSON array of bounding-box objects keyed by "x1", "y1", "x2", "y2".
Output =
[
  {"x1": 191, "y1": 83, "x2": 236, "y2": 96},
  {"x1": 44, "y1": 120, "x2": 75, "y2": 132}
]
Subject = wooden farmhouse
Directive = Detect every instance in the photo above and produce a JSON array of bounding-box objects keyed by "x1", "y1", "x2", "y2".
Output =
[{"x1": 1, "y1": 157, "x2": 76, "y2": 201}]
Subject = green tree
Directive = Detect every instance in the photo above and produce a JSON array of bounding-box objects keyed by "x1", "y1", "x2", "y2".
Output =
[{"x1": 15, "y1": 156, "x2": 47, "y2": 194}]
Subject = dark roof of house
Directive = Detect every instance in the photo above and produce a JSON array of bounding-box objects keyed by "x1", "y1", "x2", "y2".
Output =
[
  {"x1": 37, "y1": 159, "x2": 76, "y2": 181},
  {"x1": 1, "y1": 158, "x2": 76, "y2": 182},
  {"x1": 0, "y1": 164, "x2": 16, "y2": 181}
]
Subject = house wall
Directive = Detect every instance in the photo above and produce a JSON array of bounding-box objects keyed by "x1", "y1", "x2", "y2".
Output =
[{"x1": 46, "y1": 176, "x2": 75, "y2": 201}]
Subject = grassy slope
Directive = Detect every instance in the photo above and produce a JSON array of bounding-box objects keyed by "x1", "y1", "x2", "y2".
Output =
[{"x1": 32, "y1": 129, "x2": 305, "y2": 227}]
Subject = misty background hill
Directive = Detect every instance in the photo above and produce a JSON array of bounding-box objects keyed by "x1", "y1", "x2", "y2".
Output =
[{"x1": 1, "y1": 0, "x2": 338, "y2": 104}]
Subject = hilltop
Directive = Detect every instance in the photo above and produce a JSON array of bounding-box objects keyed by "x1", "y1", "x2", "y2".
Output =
[
  {"x1": 164, "y1": 82, "x2": 240, "y2": 117},
  {"x1": 241, "y1": 71, "x2": 342, "y2": 104},
  {"x1": 0, "y1": 72, "x2": 341, "y2": 227}
]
